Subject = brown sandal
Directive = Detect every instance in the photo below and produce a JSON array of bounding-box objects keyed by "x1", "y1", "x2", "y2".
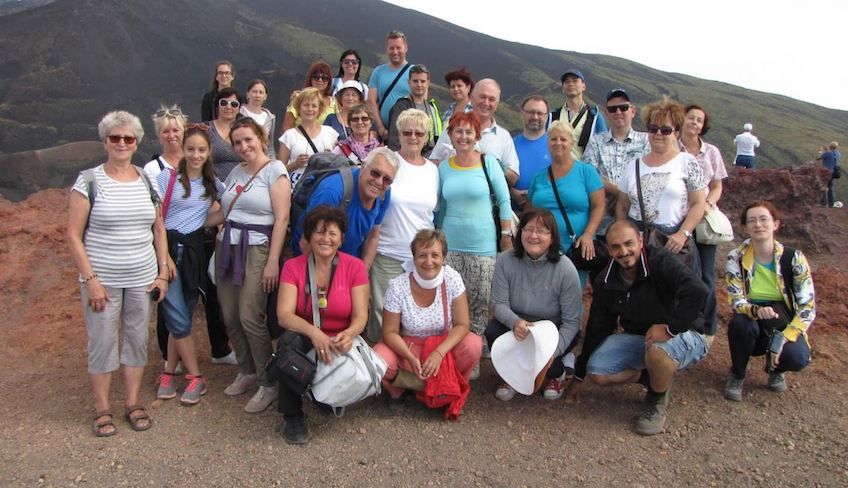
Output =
[
  {"x1": 93, "y1": 410, "x2": 117, "y2": 437},
  {"x1": 124, "y1": 405, "x2": 152, "y2": 432}
]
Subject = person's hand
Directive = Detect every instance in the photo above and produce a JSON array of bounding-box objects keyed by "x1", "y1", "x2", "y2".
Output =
[
  {"x1": 769, "y1": 336, "x2": 786, "y2": 370},
  {"x1": 421, "y1": 350, "x2": 444, "y2": 378},
  {"x1": 166, "y1": 256, "x2": 177, "y2": 280},
  {"x1": 330, "y1": 329, "x2": 355, "y2": 355},
  {"x1": 756, "y1": 306, "x2": 780, "y2": 320},
  {"x1": 645, "y1": 323, "x2": 673, "y2": 346},
  {"x1": 379, "y1": 128, "x2": 389, "y2": 141},
  {"x1": 261, "y1": 262, "x2": 279, "y2": 293},
  {"x1": 664, "y1": 231, "x2": 688, "y2": 253},
  {"x1": 576, "y1": 233, "x2": 596, "y2": 260},
  {"x1": 565, "y1": 379, "x2": 583, "y2": 403},
  {"x1": 86, "y1": 278, "x2": 111, "y2": 312},
  {"x1": 148, "y1": 278, "x2": 168, "y2": 304},
  {"x1": 511, "y1": 189, "x2": 528, "y2": 209},
  {"x1": 295, "y1": 154, "x2": 310, "y2": 170},
  {"x1": 513, "y1": 319, "x2": 530, "y2": 341},
  {"x1": 311, "y1": 330, "x2": 334, "y2": 365},
  {"x1": 499, "y1": 234, "x2": 513, "y2": 252}
]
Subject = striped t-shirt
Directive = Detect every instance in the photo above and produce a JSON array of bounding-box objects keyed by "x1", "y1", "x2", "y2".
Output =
[
  {"x1": 157, "y1": 170, "x2": 224, "y2": 235},
  {"x1": 73, "y1": 165, "x2": 158, "y2": 288}
]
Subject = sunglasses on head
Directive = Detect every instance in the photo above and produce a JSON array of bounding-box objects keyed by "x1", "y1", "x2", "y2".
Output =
[
  {"x1": 312, "y1": 74, "x2": 331, "y2": 81},
  {"x1": 606, "y1": 103, "x2": 631, "y2": 113},
  {"x1": 647, "y1": 124, "x2": 675, "y2": 135},
  {"x1": 218, "y1": 99, "x2": 240, "y2": 108},
  {"x1": 185, "y1": 123, "x2": 210, "y2": 132},
  {"x1": 369, "y1": 168, "x2": 394, "y2": 186},
  {"x1": 155, "y1": 108, "x2": 185, "y2": 118},
  {"x1": 350, "y1": 115, "x2": 371, "y2": 123},
  {"x1": 107, "y1": 135, "x2": 137, "y2": 144},
  {"x1": 401, "y1": 130, "x2": 427, "y2": 138}
]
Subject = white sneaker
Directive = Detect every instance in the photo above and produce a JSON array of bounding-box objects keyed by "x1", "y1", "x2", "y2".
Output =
[
  {"x1": 212, "y1": 351, "x2": 238, "y2": 365},
  {"x1": 495, "y1": 383, "x2": 515, "y2": 401},
  {"x1": 469, "y1": 362, "x2": 481, "y2": 380},
  {"x1": 224, "y1": 373, "x2": 257, "y2": 396},
  {"x1": 244, "y1": 385, "x2": 278, "y2": 413},
  {"x1": 163, "y1": 360, "x2": 183, "y2": 374}
]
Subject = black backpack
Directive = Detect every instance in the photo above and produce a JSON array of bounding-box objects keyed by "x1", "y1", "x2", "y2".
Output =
[{"x1": 289, "y1": 152, "x2": 355, "y2": 234}]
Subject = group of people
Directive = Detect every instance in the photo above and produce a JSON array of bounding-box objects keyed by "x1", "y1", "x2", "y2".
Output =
[{"x1": 68, "y1": 30, "x2": 816, "y2": 444}]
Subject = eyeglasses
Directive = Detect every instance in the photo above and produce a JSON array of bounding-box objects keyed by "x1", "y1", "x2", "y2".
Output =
[
  {"x1": 368, "y1": 168, "x2": 394, "y2": 186},
  {"x1": 155, "y1": 108, "x2": 185, "y2": 118},
  {"x1": 606, "y1": 104, "x2": 631, "y2": 113},
  {"x1": 311, "y1": 74, "x2": 331, "y2": 82},
  {"x1": 216, "y1": 71, "x2": 233, "y2": 76},
  {"x1": 746, "y1": 216, "x2": 773, "y2": 225},
  {"x1": 647, "y1": 124, "x2": 674, "y2": 135},
  {"x1": 218, "y1": 99, "x2": 240, "y2": 108},
  {"x1": 350, "y1": 116, "x2": 371, "y2": 123},
  {"x1": 523, "y1": 226, "x2": 551, "y2": 236},
  {"x1": 401, "y1": 130, "x2": 427, "y2": 138},
  {"x1": 342, "y1": 59, "x2": 359, "y2": 66},
  {"x1": 522, "y1": 110, "x2": 546, "y2": 118},
  {"x1": 107, "y1": 135, "x2": 137, "y2": 144}
]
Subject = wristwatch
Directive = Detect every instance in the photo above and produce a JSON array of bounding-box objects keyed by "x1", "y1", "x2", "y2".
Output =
[
  {"x1": 500, "y1": 229, "x2": 513, "y2": 237},
  {"x1": 682, "y1": 229, "x2": 693, "y2": 239}
]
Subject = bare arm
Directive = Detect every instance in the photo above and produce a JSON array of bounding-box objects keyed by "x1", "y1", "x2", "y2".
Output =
[
  {"x1": 360, "y1": 226, "x2": 380, "y2": 269},
  {"x1": 706, "y1": 179, "x2": 723, "y2": 207},
  {"x1": 330, "y1": 283, "x2": 370, "y2": 354},
  {"x1": 420, "y1": 291, "x2": 472, "y2": 378},
  {"x1": 381, "y1": 308, "x2": 422, "y2": 376},
  {"x1": 67, "y1": 191, "x2": 112, "y2": 312},
  {"x1": 367, "y1": 88, "x2": 387, "y2": 137},
  {"x1": 281, "y1": 108, "x2": 296, "y2": 134},
  {"x1": 616, "y1": 192, "x2": 632, "y2": 221},
  {"x1": 150, "y1": 205, "x2": 170, "y2": 302},
  {"x1": 262, "y1": 175, "x2": 292, "y2": 293}
]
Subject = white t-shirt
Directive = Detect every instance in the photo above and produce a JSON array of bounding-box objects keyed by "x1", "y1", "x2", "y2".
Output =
[
  {"x1": 143, "y1": 157, "x2": 175, "y2": 198},
  {"x1": 376, "y1": 153, "x2": 440, "y2": 261},
  {"x1": 618, "y1": 153, "x2": 705, "y2": 227},
  {"x1": 220, "y1": 160, "x2": 289, "y2": 245},
  {"x1": 278, "y1": 126, "x2": 339, "y2": 187},
  {"x1": 383, "y1": 266, "x2": 465, "y2": 338},
  {"x1": 734, "y1": 132, "x2": 760, "y2": 156}
]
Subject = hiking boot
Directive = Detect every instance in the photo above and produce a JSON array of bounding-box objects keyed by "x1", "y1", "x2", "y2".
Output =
[
  {"x1": 495, "y1": 383, "x2": 515, "y2": 402},
  {"x1": 723, "y1": 376, "x2": 744, "y2": 402},
  {"x1": 542, "y1": 374, "x2": 567, "y2": 400},
  {"x1": 244, "y1": 385, "x2": 278, "y2": 413},
  {"x1": 469, "y1": 362, "x2": 480, "y2": 380},
  {"x1": 180, "y1": 375, "x2": 208, "y2": 406},
  {"x1": 156, "y1": 372, "x2": 178, "y2": 400},
  {"x1": 282, "y1": 416, "x2": 309, "y2": 445},
  {"x1": 768, "y1": 372, "x2": 787, "y2": 393},
  {"x1": 633, "y1": 389, "x2": 669, "y2": 436},
  {"x1": 211, "y1": 351, "x2": 238, "y2": 365},
  {"x1": 224, "y1": 373, "x2": 257, "y2": 396}
]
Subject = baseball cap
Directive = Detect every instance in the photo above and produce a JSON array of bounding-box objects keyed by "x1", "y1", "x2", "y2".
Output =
[
  {"x1": 743, "y1": 123, "x2": 753, "y2": 131},
  {"x1": 560, "y1": 69, "x2": 585, "y2": 83},
  {"x1": 606, "y1": 88, "x2": 631, "y2": 102}
]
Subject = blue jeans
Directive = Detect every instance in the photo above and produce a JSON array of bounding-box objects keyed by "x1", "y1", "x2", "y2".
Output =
[
  {"x1": 696, "y1": 242, "x2": 718, "y2": 335},
  {"x1": 159, "y1": 245, "x2": 199, "y2": 339},
  {"x1": 586, "y1": 332, "x2": 708, "y2": 376},
  {"x1": 734, "y1": 155, "x2": 756, "y2": 169}
]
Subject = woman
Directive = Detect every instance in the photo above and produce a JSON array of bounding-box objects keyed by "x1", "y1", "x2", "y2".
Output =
[
  {"x1": 486, "y1": 209, "x2": 583, "y2": 401},
  {"x1": 155, "y1": 125, "x2": 225, "y2": 406},
  {"x1": 143, "y1": 105, "x2": 186, "y2": 185},
  {"x1": 366, "y1": 109, "x2": 439, "y2": 343},
  {"x1": 239, "y1": 79, "x2": 277, "y2": 159},
  {"x1": 278, "y1": 87, "x2": 339, "y2": 187},
  {"x1": 616, "y1": 98, "x2": 706, "y2": 272},
  {"x1": 331, "y1": 49, "x2": 369, "y2": 100},
  {"x1": 332, "y1": 104, "x2": 381, "y2": 165},
  {"x1": 201, "y1": 60, "x2": 235, "y2": 122},
  {"x1": 323, "y1": 81, "x2": 365, "y2": 141},
  {"x1": 210, "y1": 118, "x2": 291, "y2": 413},
  {"x1": 373, "y1": 230, "x2": 482, "y2": 406},
  {"x1": 67, "y1": 111, "x2": 169, "y2": 436},
  {"x1": 280, "y1": 61, "x2": 336, "y2": 133},
  {"x1": 276, "y1": 206, "x2": 369, "y2": 445},
  {"x1": 724, "y1": 201, "x2": 814, "y2": 401},
  {"x1": 207, "y1": 87, "x2": 243, "y2": 180},
  {"x1": 528, "y1": 119, "x2": 605, "y2": 287},
  {"x1": 437, "y1": 111, "x2": 512, "y2": 377},
  {"x1": 680, "y1": 104, "x2": 728, "y2": 340},
  {"x1": 441, "y1": 67, "x2": 474, "y2": 124}
]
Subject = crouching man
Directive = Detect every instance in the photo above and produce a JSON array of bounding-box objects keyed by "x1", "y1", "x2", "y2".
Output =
[{"x1": 566, "y1": 220, "x2": 709, "y2": 435}]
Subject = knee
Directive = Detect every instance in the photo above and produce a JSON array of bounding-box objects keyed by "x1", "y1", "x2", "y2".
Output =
[
  {"x1": 587, "y1": 373, "x2": 612, "y2": 386},
  {"x1": 728, "y1": 314, "x2": 758, "y2": 338},
  {"x1": 779, "y1": 341, "x2": 811, "y2": 372},
  {"x1": 645, "y1": 344, "x2": 675, "y2": 371}
]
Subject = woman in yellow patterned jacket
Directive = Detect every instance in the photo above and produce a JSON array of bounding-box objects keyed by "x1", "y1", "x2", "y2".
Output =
[{"x1": 723, "y1": 200, "x2": 814, "y2": 402}]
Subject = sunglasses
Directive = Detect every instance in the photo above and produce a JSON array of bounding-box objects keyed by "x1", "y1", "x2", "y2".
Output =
[
  {"x1": 218, "y1": 99, "x2": 240, "y2": 108},
  {"x1": 342, "y1": 59, "x2": 359, "y2": 66},
  {"x1": 312, "y1": 74, "x2": 331, "y2": 81},
  {"x1": 401, "y1": 130, "x2": 427, "y2": 138},
  {"x1": 107, "y1": 135, "x2": 137, "y2": 144},
  {"x1": 606, "y1": 104, "x2": 631, "y2": 113},
  {"x1": 185, "y1": 122, "x2": 210, "y2": 132},
  {"x1": 647, "y1": 124, "x2": 675, "y2": 135},
  {"x1": 369, "y1": 168, "x2": 394, "y2": 186},
  {"x1": 350, "y1": 116, "x2": 371, "y2": 123},
  {"x1": 155, "y1": 108, "x2": 185, "y2": 118}
]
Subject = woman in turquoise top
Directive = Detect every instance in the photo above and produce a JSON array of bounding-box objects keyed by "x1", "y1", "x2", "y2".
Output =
[
  {"x1": 529, "y1": 120, "x2": 605, "y2": 286},
  {"x1": 437, "y1": 111, "x2": 512, "y2": 377}
]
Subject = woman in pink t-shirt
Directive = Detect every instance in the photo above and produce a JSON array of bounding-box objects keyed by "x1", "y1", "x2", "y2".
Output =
[{"x1": 275, "y1": 205, "x2": 369, "y2": 444}]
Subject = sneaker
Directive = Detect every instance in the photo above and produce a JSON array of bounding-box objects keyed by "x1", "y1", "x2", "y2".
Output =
[
  {"x1": 495, "y1": 383, "x2": 515, "y2": 402},
  {"x1": 542, "y1": 374, "x2": 567, "y2": 400},
  {"x1": 723, "y1": 377, "x2": 744, "y2": 402},
  {"x1": 282, "y1": 416, "x2": 309, "y2": 445},
  {"x1": 768, "y1": 372, "x2": 787, "y2": 393},
  {"x1": 156, "y1": 372, "x2": 178, "y2": 400},
  {"x1": 164, "y1": 360, "x2": 183, "y2": 374},
  {"x1": 244, "y1": 385, "x2": 278, "y2": 413},
  {"x1": 481, "y1": 343, "x2": 491, "y2": 359},
  {"x1": 211, "y1": 351, "x2": 238, "y2": 365},
  {"x1": 224, "y1": 373, "x2": 257, "y2": 396},
  {"x1": 633, "y1": 390, "x2": 669, "y2": 436},
  {"x1": 469, "y1": 362, "x2": 481, "y2": 380},
  {"x1": 180, "y1": 375, "x2": 208, "y2": 406}
]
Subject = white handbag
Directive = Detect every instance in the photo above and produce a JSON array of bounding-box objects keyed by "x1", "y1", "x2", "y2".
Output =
[
  {"x1": 310, "y1": 336, "x2": 387, "y2": 413},
  {"x1": 695, "y1": 206, "x2": 734, "y2": 245}
]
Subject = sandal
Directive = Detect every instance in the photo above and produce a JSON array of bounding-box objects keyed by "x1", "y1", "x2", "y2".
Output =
[
  {"x1": 93, "y1": 410, "x2": 117, "y2": 437},
  {"x1": 124, "y1": 405, "x2": 152, "y2": 432}
]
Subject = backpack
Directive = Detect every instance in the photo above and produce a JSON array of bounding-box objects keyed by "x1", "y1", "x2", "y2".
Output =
[
  {"x1": 81, "y1": 165, "x2": 160, "y2": 231},
  {"x1": 289, "y1": 152, "x2": 355, "y2": 234}
]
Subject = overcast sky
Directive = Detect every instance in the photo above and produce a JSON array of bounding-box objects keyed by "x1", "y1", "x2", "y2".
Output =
[{"x1": 386, "y1": 0, "x2": 848, "y2": 111}]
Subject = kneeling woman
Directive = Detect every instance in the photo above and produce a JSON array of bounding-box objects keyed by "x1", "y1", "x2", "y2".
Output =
[
  {"x1": 486, "y1": 209, "x2": 583, "y2": 401},
  {"x1": 724, "y1": 201, "x2": 815, "y2": 401},
  {"x1": 374, "y1": 230, "x2": 482, "y2": 407},
  {"x1": 276, "y1": 206, "x2": 369, "y2": 444}
]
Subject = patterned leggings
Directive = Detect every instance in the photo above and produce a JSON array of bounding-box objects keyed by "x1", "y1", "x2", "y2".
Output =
[{"x1": 445, "y1": 252, "x2": 495, "y2": 336}]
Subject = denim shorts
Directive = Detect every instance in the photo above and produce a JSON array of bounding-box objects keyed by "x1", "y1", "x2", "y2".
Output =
[{"x1": 586, "y1": 331, "x2": 708, "y2": 376}]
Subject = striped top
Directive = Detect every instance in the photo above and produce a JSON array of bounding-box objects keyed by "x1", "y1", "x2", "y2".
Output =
[
  {"x1": 73, "y1": 164, "x2": 158, "y2": 288},
  {"x1": 157, "y1": 170, "x2": 224, "y2": 235}
]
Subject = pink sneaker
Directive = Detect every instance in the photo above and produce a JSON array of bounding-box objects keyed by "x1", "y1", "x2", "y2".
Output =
[
  {"x1": 180, "y1": 375, "x2": 208, "y2": 406},
  {"x1": 156, "y1": 372, "x2": 178, "y2": 400}
]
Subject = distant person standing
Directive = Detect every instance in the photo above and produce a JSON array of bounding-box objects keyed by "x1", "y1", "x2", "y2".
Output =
[
  {"x1": 368, "y1": 30, "x2": 412, "y2": 142},
  {"x1": 201, "y1": 61, "x2": 235, "y2": 122},
  {"x1": 734, "y1": 123, "x2": 760, "y2": 169},
  {"x1": 819, "y1": 141, "x2": 840, "y2": 207},
  {"x1": 549, "y1": 69, "x2": 607, "y2": 160}
]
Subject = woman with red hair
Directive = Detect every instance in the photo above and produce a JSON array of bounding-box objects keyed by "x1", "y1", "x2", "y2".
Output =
[{"x1": 280, "y1": 61, "x2": 337, "y2": 133}]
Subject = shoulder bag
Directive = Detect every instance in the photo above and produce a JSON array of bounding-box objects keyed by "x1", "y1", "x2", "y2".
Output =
[
  {"x1": 695, "y1": 205, "x2": 734, "y2": 245},
  {"x1": 547, "y1": 166, "x2": 609, "y2": 271}
]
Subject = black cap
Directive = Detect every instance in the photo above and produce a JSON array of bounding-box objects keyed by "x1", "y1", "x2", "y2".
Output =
[{"x1": 606, "y1": 88, "x2": 630, "y2": 102}]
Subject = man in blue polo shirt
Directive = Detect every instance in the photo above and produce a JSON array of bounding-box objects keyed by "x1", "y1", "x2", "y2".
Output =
[
  {"x1": 291, "y1": 148, "x2": 398, "y2": 267},
  {"x1": 512, "y1": 95, "x2": 551, "y2": 211},
  {"x1": 368, "y1": 30, "x2": 413, "y2": 142}
]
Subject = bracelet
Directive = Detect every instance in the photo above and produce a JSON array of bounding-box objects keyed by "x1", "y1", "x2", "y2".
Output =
[
  {"x1": 155, "y1": 277, "x2": 168, "y2": 283},
  {"x1": 82, "y1": 273, "x2": 98, "y2": 284},
  {"x1": 434, "y1": 350, "x2": 444, "y2": 359}
]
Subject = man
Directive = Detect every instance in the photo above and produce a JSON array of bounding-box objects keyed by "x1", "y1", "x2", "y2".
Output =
[
  {"x1": 386, "y1": 64, "x2": 442, "y2": 156},
  {"x1": 818, "y1": 141, "x2": 840, "y2": 207},
  {"x1": 290, "y1": 148, "x2": 398, "y2": 268},
  {"x1": 566, "y1": 220, "x2": 709, "y2": 436},
  {"x1": 582, "y1": 88, "x2": 650, "y2": 234},
  {"x1": 550, "y1": 69, "x2": 607, "y2": 160},
  {"x1": 430, "y1": 78, "x2": 520, "y2": 187},
  {"x1": 733, "y1": 123, "x2": 760, "y2": 168},
  {"x1": 512, "y1": 95, "x2": 551, "y2": 210},
  {"x1": 368, "y1": 30, "x2": 412, "y2": 142}
]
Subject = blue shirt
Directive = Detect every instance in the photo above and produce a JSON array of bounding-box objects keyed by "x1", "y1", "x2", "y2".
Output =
[
  {"x1": 369, "y1": 63, "x2": 412, "y2": 125},
  {"x1": 528, "y1": 161, "x2": 603, "y2": 253},
  {"x1": 821, "y1": 149, "x2": 839, "y2": 171},
  {"x1": 513, "y1": 133, "x2": 551, "y2": 191},
  {"x1": 291, "y1": 167, "x2": 392, "y2": 258}
]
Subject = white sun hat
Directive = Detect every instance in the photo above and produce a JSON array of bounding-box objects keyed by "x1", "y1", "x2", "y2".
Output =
[{"x1": 491, "y1": 320, "x2": 559, "y2": 395}]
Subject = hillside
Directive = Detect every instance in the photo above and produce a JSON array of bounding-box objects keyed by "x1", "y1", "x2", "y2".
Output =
[{"x1": 0, "y1": 0, "x2": 846, "y2": 194}]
